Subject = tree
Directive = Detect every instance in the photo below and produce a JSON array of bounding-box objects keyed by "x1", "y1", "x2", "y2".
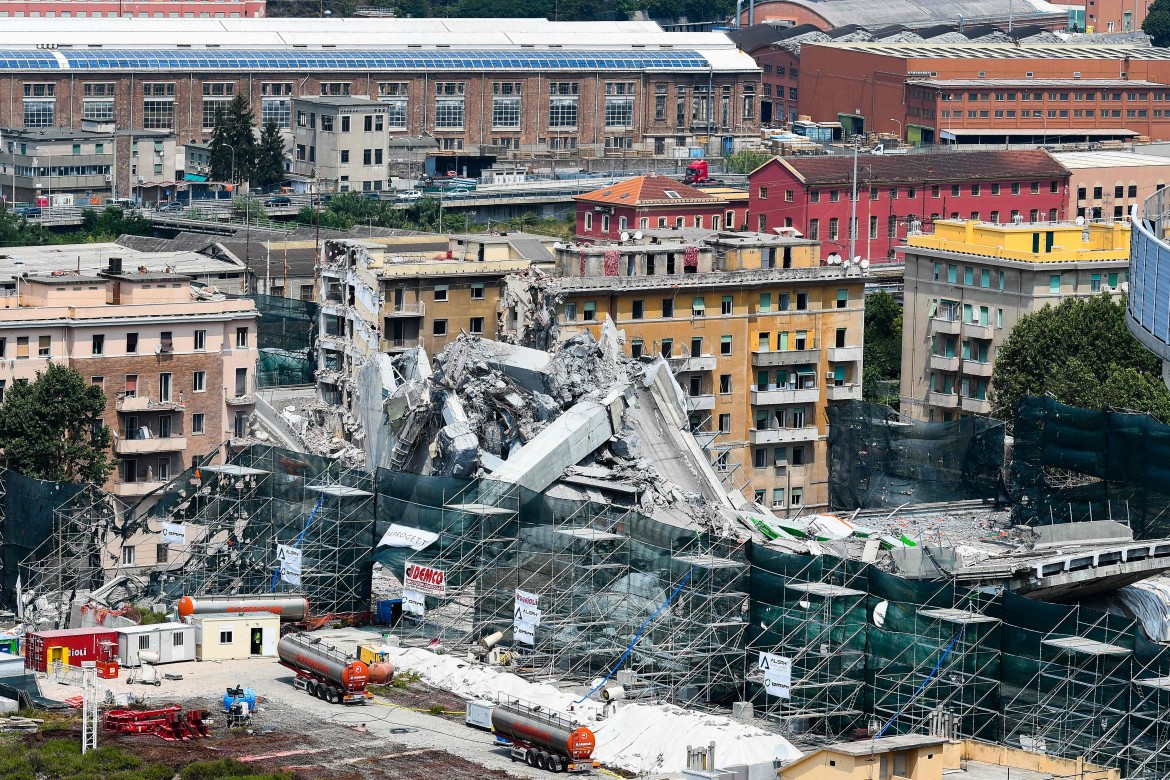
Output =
[
  {"x1": 863, "y1": 291, "x2": 903, "y2": 406},
  {"x1": 723, "y1": 150, "x2": 772, "y2": 175},
  {"x1": 990, "y1": 294, "x2": 1170, "y2": 424},
  {"x1": 79, "y1": 206, "x2": 153, "y2": 241},
  {"x1": 253, "y1": 120, "x2": 287, "y2": 192},
  {"x1": 0, "y1": 363, "x2": 113, "y2": 484},
  {"x1": 209, "y1": 94, "x2": 257, "y2": 189},
  {"x1": 1144, "y1": 0, "x2": 1170, "y2": 46}
]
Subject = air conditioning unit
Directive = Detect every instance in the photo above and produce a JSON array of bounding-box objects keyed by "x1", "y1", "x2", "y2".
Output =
[
  {"x1": 826, "y1": 372, "x2": 836, "y2": 380},
  {"x1": 105, "y1": 174, "x2": 112, "y2": 182}
]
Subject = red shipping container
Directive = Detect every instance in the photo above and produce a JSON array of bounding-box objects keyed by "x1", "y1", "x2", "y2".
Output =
[{"x1": 25, "y1": 628, "x2": 119, "y2": 673}]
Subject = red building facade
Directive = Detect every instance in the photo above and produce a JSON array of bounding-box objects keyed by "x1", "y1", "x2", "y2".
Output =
[
  {"x1": 0, "y1": 0, "x2": 264, "y2": 16},
  {"x1": 748, "y1": 150, "x2": 1071, "y2": 263},
  {"x1": 574, "y1": 175, "x2": 748, "y2": 239}
]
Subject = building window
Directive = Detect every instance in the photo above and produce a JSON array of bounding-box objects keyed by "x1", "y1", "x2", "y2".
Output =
[
  {"x1": 604, "y1": 83, "x2": 635, "y2": 128},
  {"x1": 92, "y1": 334, "x2": 104, "y2": 355},
  {"x1": 194, "y1": 329, "x2": 206, "y2": 351},
  {"x1": 83, "y1": 96, "x2": 115, "y2": 122},
  {"x1": 720, "y1": 335, "x2": 732, "y2": 356},
  {"x1": 191, "y1": 413, "x2": 205, "y2": 435},
  {"x1": 219, "y1": 630, "x2": 233, "y2": 645},
  {"x1": 235, "y1": 327, "x2": 248, "y2": 348},
  {"x1": 434, "y1": 284, "x2": 449, "y2": 302},
  {"x1": 192, "y1": 370, "x2": 206, "y2": 393},
  {"x1": 829, "y1": 218, "x2": 839, "y2": 241},
  {"x1": 142, "y1": 82, "x2": 176, "y2": 129},
  {"x1": 836, "y1": 289, "x2": 848, "y2": 309},
  {"x1": 549, "y1": 82, "x2": 579, "y2": 128},
  {"x1": 469, "y1": 317, "x2": 484, "y2": 334},
  {"x1": 320, "y1": 82, "x2": 351, "y2": 96},
  {"x1": 435, "y1": 82, "x2": 466, "y2": 129},
  {"x1": 492, "y1": 94, "x2": 521, "y2": 129}
]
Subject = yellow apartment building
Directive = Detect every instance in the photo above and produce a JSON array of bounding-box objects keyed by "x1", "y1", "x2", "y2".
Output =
[
  {"x1": 900, "y1": 219, "x2": 1129, "y2": 422},
  {"x1": 555, "y1": 229, "x2": 865, "y2": 513}
]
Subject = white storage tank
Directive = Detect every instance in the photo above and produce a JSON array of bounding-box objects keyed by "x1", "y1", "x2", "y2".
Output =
[{"x1": 116, "y1": 623, "x2": 196, "y2": 666}]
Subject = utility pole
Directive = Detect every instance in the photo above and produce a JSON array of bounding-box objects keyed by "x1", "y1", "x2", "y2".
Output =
[{"x1": 848, "y1": 140, "x2": 859, "y2": 264}]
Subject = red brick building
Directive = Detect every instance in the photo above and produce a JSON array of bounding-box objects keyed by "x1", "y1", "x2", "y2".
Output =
[
  {"x1": 794, "y1": 43, "x2": 1170, "y2": 145},
  {"x1": 574, "y1": 176, "x2": 749, "y2": 238},
  {"x1": 748, "y1": 149, "x2": 1071, "y2": 263},
  {"x1": 0, "y1": 0, "x2": 264, "y2": 17}
]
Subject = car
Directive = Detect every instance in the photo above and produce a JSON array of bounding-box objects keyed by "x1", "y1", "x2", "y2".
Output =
[
  {"x1": 364, "y1": 192, "x2": 384, "y2": 201},
  {"x1": 397, "y1": 190, "x2": 423, "y2": 201},
  {"x1": 156, "y1": 201, "x2": 186, "y2": 213},
  {"x1": 13, "y1": 206, "x2": 41, "y2": 218},
  {"x1": 264, "y1": 195, "x2": 292, "y2": 206},
  {"x1": 446, "y1": 188, "x2": 473, "y2": 198}
]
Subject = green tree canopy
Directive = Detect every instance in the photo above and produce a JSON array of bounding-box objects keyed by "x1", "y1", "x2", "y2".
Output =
[
  {"x1": 863, "y1": 290, "x2": 903, "y2": 406},
  {"x1": 253, "y1": 120, "x2": 287, "y2": 192},
  {"x1": 209, "y1": 94, "x2": 257, "y2": 188},
  {"x1": 990, "y1": 294, "x2": 1170, "y2": 424},
  {"x1": 0, "y1": 363, "x2": 113, "y2": 483},
  {"x1": 1144, "y1": 0, "x2": 1170, "y2": 46},
  {"x1": 79, "y1": 206, "x2": 153, "y2": 241}
]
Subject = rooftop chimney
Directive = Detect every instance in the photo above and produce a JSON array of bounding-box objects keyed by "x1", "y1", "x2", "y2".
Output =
[{"x1": 107, "y1": 257, "x2": 123, "y2": 275}]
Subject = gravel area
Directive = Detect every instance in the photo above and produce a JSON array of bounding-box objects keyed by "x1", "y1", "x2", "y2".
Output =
[{"x1": 35, "y1": 651, "x2": 555, "y2": 780}]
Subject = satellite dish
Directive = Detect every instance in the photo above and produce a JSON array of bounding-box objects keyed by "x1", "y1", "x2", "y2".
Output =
[
  {"x1": 1075, "y1": 215, "x2": 1086, "y2": 226},
  {"x1": 872, "y1": 600, "x2": 889, "y2": 628},
  {"x1": 552, "y1": 242, "x2": 564, "y2": 250},
  {"x1": 860, "y1": 258, "x2": 870, "y2": 269},
  {"x1": 620, "y1": 231, "x2": 630, "y2": 242},
  {"x1": 854, "y1": 256, "x2": 863, "y2": 264},
  {"x1": 154, "y1": 343, "x2": 162, "y2": 354},
  {"x1": 827, "y1": 252, "x2": 841, "y2": 265},
  {"x1": 633, "y1": 231, "x2": 643, "y2": 240}
]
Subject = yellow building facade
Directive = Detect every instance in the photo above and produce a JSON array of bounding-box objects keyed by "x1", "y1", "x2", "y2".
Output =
[{"x1": 556, "y1": 231, "x2": 865, "y2": 513}]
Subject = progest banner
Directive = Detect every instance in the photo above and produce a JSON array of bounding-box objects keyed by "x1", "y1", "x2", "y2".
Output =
[{"x1": 378, "y1": 524, "x2": 440, "y2": 551}]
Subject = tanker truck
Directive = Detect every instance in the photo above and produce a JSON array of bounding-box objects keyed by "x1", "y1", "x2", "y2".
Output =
[
  {"x1": 277, "y1": 632, "x2": 373, "y2": 705},
  {"x1": 489, "y1": 697, "x2": 600, "y2": 773},
  {"x1": 178, "y1": 594, "x2": 309, "y2": 623}
]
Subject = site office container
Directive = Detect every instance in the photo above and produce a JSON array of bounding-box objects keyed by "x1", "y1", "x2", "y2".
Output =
[
  {"x1": 191, "y1": 613, "x2": 280, "y2": 661},
  {"x1": 25, "y1": 628, "x2": 119, "y2": 672},
  {"x1": 116, "y1": 624, "x2": 197, "y2": 667}
]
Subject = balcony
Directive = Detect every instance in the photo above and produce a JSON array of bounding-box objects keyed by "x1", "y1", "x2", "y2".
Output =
[
  {"x1": 114, "y1": 435, "x2": 187, "y2": 455},
  {"x1": 386, "y1": 302, "x2": 426, "y2": 317},
  {"x1": 111, "y1": 480, "x2": 169, "y2": 497},
  {"x1": 961, "y1": 396, "x2": 992, "y2": 415},
  {"x1": 964, "y1": 322, "x2": 995, "y2": 340},
  {"x1": 827, "y1": 346, "x2": 863, "y2": 363},
  {"x1": 751, "y1": 386, "x2": 820, "y2": 406},
  {"x1": 749, "y1": 426, "x2": 820, "y2": 445},
  {"x1": 928, "y1": 391, "x2": 959, "y2": 410},
  {"x1": 117, "y1": 394, "x2": 185, "y2": 412},
  {"x1": 684, "y1": 394, "x2": 716, "y2": 411},
  {"x1": 929, "y1": 354, "x2": 960, "y2": 372},
  {"x1": 753, "y1": 348, "x2": 820, "y2": 367},
  {"x1": 826, "y1": 384, "x2": 862, "y2": 402},
  {"x1": 226, "y1": 393, "x2": 256, "y2": 406},
  {"x1": 963, "y1": 360, "x2": 994, "y2": 377},
  {"x1": 929, "y1": 316, "x2": 961, "y2": 335},
  {"x1": 669, "y1": 354, "x2": 718, "y2": 373},
  {"x1": 382, "y1": 338, "x2": 421, "y2": 352}
]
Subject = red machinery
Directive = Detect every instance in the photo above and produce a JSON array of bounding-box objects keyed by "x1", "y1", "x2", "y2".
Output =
[
  {"x1": 96, "y1": 639, "x2": 119, "y2": 680},
  {"x1": 277, "y1": 632, "x2": 371, "y2": 705},
  {"x1": 491, "y1": 698, "x2": 600, "y2": 773},
  {"x1": 104, "y1": 706, "x2": 209, "y2": 741}
]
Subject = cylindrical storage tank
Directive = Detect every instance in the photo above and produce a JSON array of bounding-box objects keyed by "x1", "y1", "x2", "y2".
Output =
[
  {"x1": 491, "y1": 704, "x2": 596, "y2": 760},
  {"x1": 177, "y1": 595, "x2": 309, "y2": 622},
  {"x1": 367, "y1": 661, "x2": 394, "y2": 685},
  {"x1": 277, "y1": 632, "x2": 369, "y2": 691}
]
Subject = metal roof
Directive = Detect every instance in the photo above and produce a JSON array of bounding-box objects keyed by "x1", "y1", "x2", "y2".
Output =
[
  {"x1": 1052, "y1": 150, "x2": 1170, "y2": 169},
  {"x1": 765, "y1": 0, "x2": 1061, "y2": 29},
  {"x1": 939, "y1": 128, "x2": 1139, "y2": 137},
  {"x1": 908, "y1": 79, "x2": 1163, "y2": 88},
  {"x1": 810, "y1": 42, "x2": 1170, "y2": 59},
  {"x1": 0, "y1": 48, "x2": 714, "y2": 72}
]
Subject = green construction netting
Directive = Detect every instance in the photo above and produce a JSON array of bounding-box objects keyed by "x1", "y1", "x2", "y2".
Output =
[
  {"x1": 1011, "y1": 395, "x2": 1170, "y2": 538},
  {"x1": 249, "y1": 293, "x2": 317, "y2": 387},
  {"x1": 827, "y1": 400, "x2": 1006, "y2": 509}
]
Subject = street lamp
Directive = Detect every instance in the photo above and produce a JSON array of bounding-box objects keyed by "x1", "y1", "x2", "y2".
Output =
[
  {"x1": 890, "y1": 118, "x2": 902, "y2": 141},
  {"x1": 221, "y1": 142, "x2": 236, "y2": 203}
]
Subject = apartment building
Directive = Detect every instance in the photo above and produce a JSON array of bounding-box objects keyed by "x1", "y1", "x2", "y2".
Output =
[
  {"x1": 749, "y1": 150, "x2": 1070, "y2": 264},
  {"x1": 574, "y1": 175, "x2": 748, "y2": 239},
  {"x1": 900, "y1": 219, "x2": 1129, "y2": 422},
  {"x1": 290, "y1": 97, "x2": 391, "y2": 194},
  {"x1": 0, "y1": 260, "x2": 258, "y2": 498},
  {"x1": 0, "y1": 126, "x2": 180, "y2": 206},
  {"x1": 1051, "y1": 151, "x2": 1170, "y2": 220},
  {"x1": 316, "y1": 233, "x2": 553, "y2": 409},
  {"x1": 556, "y1": 229, "x2": 865, "y2": 514}
]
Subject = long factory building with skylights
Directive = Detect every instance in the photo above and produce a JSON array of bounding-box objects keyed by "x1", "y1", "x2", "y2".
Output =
[{"x1": 0, "y1": 18, "x2": 761, "y2": 159}]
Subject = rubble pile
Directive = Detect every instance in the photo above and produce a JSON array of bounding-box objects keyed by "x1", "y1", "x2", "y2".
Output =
[
  {"x1": 276, "y1": 398, "x2": 365, "y2": 466},
  {"x1": 497, "y1": 265, "x2": 561, "y2": 351}
]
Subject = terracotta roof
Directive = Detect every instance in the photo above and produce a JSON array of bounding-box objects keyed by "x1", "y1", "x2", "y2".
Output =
[
  {"x1": 574, "y1": 175, "x2": 727, "y2": 207},
  {"x1": 766, "y1": 149, "x2": 1069, "y2": 187}
]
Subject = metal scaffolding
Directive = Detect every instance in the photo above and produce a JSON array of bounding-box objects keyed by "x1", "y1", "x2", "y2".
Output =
[{"x1": 1123, "y1": 675, "x2": 1170, "y2": 780}]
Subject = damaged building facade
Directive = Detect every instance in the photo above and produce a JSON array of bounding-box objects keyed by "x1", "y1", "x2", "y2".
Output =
[{"x1": 553, "y1": 230, "x2": 865, "y2": 513}]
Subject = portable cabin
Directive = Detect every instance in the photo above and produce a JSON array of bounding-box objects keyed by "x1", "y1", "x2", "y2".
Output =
[
  {"x1": 190, "y1": 613, "x2": 279, "y2": 661},
  {"x1": 116, "y1": 623, "x2": 196, "y2": 666},
  {"x1": 25, "y1": 628, "x2": 119, "y2": 672}
]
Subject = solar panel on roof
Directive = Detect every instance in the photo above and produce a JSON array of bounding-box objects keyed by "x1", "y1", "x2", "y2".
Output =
[{"x1": 0, "y1": 48, "x2": 713, "y2": 72}]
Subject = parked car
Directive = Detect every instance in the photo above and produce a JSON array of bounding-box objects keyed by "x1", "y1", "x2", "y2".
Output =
[
  {"x1": 156, "y1": 201, "x2": 186, "y2": 213},
  {"x1": 13, "y1": 206, "x2": 41, "y2": 218},
  {"x1": 264, "y1": 195, "x2": 292, "y2": 206}
]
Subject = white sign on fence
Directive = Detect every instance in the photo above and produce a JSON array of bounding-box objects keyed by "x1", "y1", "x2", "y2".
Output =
[
  {"x1": 403, "y1": 589, "x2": 426, "y2": 617},
  {"x1": 758, "y1": 651, "x2": 792, "y2": 699},
  {"x1": 277, "y1": 544, "x2": 302, "y2": 586},
  {"x1": 514, "y1": 589, "x2": 541, "y2": 626},
  {"x1": 514, "y1": 619, "x2": 536, "y2": 645},
  {"x1": 404, "y1": 563, "x2": 446, "y2": 596},
  {"x1": 378, "y1": 524, "x2": 440, "y2": 551},
  {"x1": 161, "y1": 522, "x2": 186, "y2": 545}
]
